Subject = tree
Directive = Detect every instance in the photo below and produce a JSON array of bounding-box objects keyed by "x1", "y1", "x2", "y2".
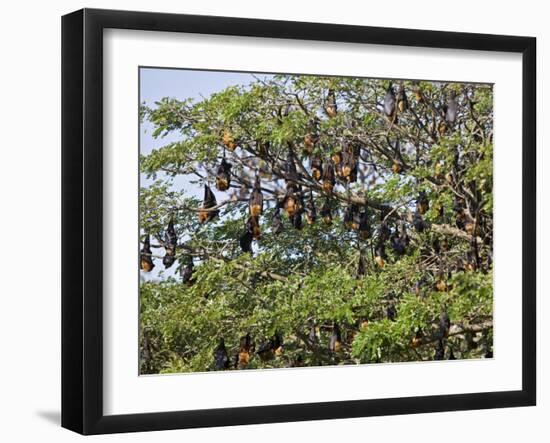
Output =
[{"x1": 139, "y1": 74, "x2": 493, "y2": 374}]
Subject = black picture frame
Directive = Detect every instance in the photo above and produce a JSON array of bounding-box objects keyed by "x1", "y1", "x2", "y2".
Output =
[{"x1": 62, "y1": 8, "x2": 536, "y2": 435}]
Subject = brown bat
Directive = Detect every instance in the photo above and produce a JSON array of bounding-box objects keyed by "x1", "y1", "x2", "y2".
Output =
[
  {"x1": 311, "y1": 156, "x2": 323, "y2": 181},
  {"x1": 322, "y1": 161, "x2": 335, "y2": 193},
  {"x1": 215, "y1": 158, "x2": 232, "y2": 191},
  {"x1": 162, "y1": 218, "x2": 177, "y2": 268},
  {"x1": 325, "y1": 89, "x2": 337, "y2": 118},
  {"x1": 140, "y1": 234, "x2": 155, "y2": 272},
  {"x1": 249, "y1": 175, "x2": 264, "y2": 217},
  {"x1": 198, "y1": 184, "x2": 219, "y2": 224},
  {"x1": 396, "y1": 84, "x2": 408, "y2": 113},
  {"x1": 238, "y1": 333, "x2": 252, "y2": 369}
]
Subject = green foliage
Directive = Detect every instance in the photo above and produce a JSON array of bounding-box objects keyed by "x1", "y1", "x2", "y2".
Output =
[{"x1": 139, "y1": 74, "x2": 494, "y2": 374}]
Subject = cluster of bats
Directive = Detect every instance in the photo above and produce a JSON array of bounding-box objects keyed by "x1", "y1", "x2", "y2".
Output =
[
  {"x1": 140, "y1": 82, "x2": 490, "y2": 364},
  {"x1": 140, "y1": 83, "x2": 482, "y2": 276},
  {"x1": 213, "y1": 320, "x2": 350, "y2": 370}
]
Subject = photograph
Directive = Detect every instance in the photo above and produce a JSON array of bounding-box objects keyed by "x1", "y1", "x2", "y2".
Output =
[{"x1": 138, "y1": 67, "x2": 494, "y2": 375}]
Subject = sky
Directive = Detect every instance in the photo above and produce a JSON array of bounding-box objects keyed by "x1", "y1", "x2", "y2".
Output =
[
  {"x1": 139, "y1": 68, "x2": 272, "y2": 279},
  {"x1": 139, "y1": 68, "x2": 274, "y2": 195},
  {"x1": 140, "y1": 68, "x2": 265, "y2": 161}
]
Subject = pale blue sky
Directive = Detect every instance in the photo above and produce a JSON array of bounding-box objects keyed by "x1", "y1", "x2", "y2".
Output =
[{"x1": 140, "y1": 68, "x2": 261, "y2": 158}]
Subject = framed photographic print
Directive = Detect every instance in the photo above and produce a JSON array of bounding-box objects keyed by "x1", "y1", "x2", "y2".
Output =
[{"x1": 61, "y1": 8, "x2": 536, "y2": 435}]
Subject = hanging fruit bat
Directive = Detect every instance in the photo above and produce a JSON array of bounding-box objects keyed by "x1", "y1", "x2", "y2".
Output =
[
  {"x1": 198, "y1": 185, "x2": 219, "y2": 224},
  {"x1": 304, "y1": 118, "x2": 320, "y2": 153},
  {"x1": 247, "y1": 215, "x2": 261, "y2": 240},
  {"x1": 285, "y1": 150, "x2": 299, "y2": 184},
  {"x1": 390, "y1": 138, "x2": 402, "y2": 174},
  {"x1": 238, "y1": 333, "x2": 252, "y2": 369},
  {"x1": 397, "y1": 84, "x2": 408, "y2": 113},
  {"x1": 374, "y1": 241, "x2": 386, "y2": 268},
  {"x1": 328, "y1": 323, "x2": 342, "y2": 353},
  {"x1": 320, "y1": 198, "x2": 333, "y2": 225},
  {"x1": 257, "y1": 334, "x2": 283, "y2": 361},
  {"x1": 445, "y1": 90, "x2": 458, "y2": 124},
  {"x1": 140, "y1": 234, "x2": 155, "y2": 272},
  {"x1": 357, "y1": 211, "x2": 370, "y2": 239},
  {"x1": 249, "y1": 175, "x2": 264, "y2": 217},
  {"x1": 325, "y1": 89, "x2": 337, "y2": 118},
  {"x1": 322, "y1": 161, "x2": 335, "y2": 193},
  {"x1": 356, "y1": 254, "x2": 367, "y2": 278},
  {"x1": 162, "y1": 218, "x2": 178, "y2": 269},
  {"x1": 222, "y1": 129, "x2": 237, "y2": 151},
  {"x1": 416, "y1": 191, "x2": 429, "y2": 215},
  {"x1": 283, "y1": 186, "x2": 298, "y2": 217},
  {"x1": 332, "y1": 151, "x2": 344, "y2": 180},
  {"x1": 411, "y1": 328, "x2": 423, "y2": 348},
  {"x1": 179, "y1": 256, "x2": 194, "y2": 283},
  {"x1": 271, "y1": 204, "x2": 284, "y2": 235},
  {"x1": 305, "y1": 192, "x2": 317, "y2": 224},
  {"x1": 239, "y1": 230, "x2": 253, "y2": 253},
  {"x1": 215, "y1": 158, "x2": 232, "y2": 191},
  {"x1": 384, "y1": 84, "x2": 397, "y2": 123},
  {"x1": 291, "y1": 211, "x2": 303, "y2": 230},
  {"x1": 311, "y1": 157, "x2": 323, "y2": 181},
  {"x1": 341, "y1": 148, "x2": 357, "y2": 182},
  {"x1": 343, "y1": 205, "x2": 359, "y2": 230},
  {"x1": 214, "y1": 338, "x2": 229, "y2": 370}
]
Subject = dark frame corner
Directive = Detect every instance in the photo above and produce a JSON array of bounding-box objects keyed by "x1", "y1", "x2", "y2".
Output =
[{"x1": 62, "y1": 8, "x2": 536, "y2": 435}]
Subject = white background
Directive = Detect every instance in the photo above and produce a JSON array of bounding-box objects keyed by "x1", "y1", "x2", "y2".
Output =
[
  {"x1": 104, "y1": 30, "x2": 522, "y2": 415},
  {"x1": 0, "y1": 0, "x2": 546, "y2": 441}
]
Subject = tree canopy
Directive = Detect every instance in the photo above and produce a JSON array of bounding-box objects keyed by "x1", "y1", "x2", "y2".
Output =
[{"x1": 139, "y1": 73, "x2": 493, "y2": 374}]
